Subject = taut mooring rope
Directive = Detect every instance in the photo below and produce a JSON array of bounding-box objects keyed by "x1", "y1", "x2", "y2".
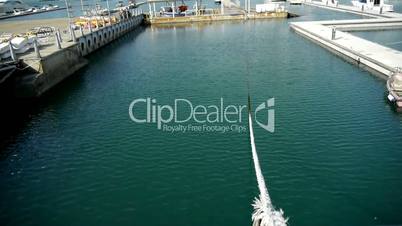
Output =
[
  {"x1": 244, "y1": 21, "x2": 287, "y2": 225},
  {"x1": 247, "y1": 86, "x2": 287, "y2": 226}
]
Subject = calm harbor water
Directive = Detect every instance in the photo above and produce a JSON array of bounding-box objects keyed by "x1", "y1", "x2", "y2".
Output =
[
  {"x1": 1, "y1": 4, "x2": 402, "y2": 226},
  {"x1": 351, "y1": 30, "x2": 402, "y2": 51}
]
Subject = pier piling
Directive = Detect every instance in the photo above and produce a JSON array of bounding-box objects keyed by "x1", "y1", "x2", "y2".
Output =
[
  {"x1": 8, "y1": 40, "x2": 17, "y2": 61},
  {"x1": 57, "y1": 29, "x2": 63, "y2": 42},
  {"x1": 33, "y1": 38, "x2": 41, "y2": 58},
  {"x1": 69, "y1": 25, "x2": 76, "y2": 42},
  {"x1": 148, "y1": 3, "x2": 153, "y2": 19},
  {"x1": 55, "y1": 32, "x2": 61, "y2": 49},
  {"x1": 80, "y1": 26, "x2": 84, "y2": 36}
]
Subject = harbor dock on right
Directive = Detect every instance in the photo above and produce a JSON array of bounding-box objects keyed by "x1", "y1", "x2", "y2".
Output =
[
  {"x1": 303, "y1": 0, "x2": 402, "y2": 18},
  {"x1": 290, "y1": 18, "x2": 402, "y2": 79}
]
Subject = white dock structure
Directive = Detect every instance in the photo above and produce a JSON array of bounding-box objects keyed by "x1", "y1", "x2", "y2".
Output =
[
  {"x1": 290, "y1": 18, "x2": 402, "y2": 79},
  {"x1": 303, "y1": 0, "x2": 402, "y2": 18}
]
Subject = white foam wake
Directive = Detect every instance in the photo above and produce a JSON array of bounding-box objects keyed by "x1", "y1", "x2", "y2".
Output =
[{"x1": 248, "y1": 113, "x2": 287, "y2": 226}]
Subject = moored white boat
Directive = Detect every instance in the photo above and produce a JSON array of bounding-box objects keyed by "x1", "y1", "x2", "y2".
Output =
[
  {"x1": 351, "y1": 0, "x2": 393, "y2": 12},
  {"x1": 387, "y1": 71, "x2": 402, "y2": 109},
  {"x1": 0, "y1": 42, "x2": 9, "y2": 55},
  {"x1": 41, "y1": 4, "x2": 57, "y2": 11},
  {"x1": 289, "y1": 0, "x2": 303, "y2": 5},
  {"x1": 25, "y1": 7, "x2": 40, "y2": 13},
  {"x1": 0, "y1": 33, "x2": 12, "y2": 54},
  {"x1": 0, "y1": 36, "x2": 36, "y2": 58},
  {"x1": 13, "y1": 9, "x2": 24, "y2": 15},
  {"x1": 11, "y1": 36, "x2": 28, "y2": 49},
  {"x1": 256, "y1": 0, "x2": 285, "y2": 13}
]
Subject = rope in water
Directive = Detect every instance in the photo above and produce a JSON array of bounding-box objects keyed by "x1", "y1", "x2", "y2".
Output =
[
  {"x1": 247, "y1": 96, "x2": 287, "y2": 226},
  {"x1": 244, "y1": 22, "x2": 287, "y2": 225}
]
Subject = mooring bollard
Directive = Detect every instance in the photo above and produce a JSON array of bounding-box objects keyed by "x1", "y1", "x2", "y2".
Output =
[
  {"x1": 56, "y1": 29, "x2": 63, "y2": 43},
  {"x1": 80, "y1": 26, "x2": 84, "y2": 36},
  {"x1": 55, "y1": 32, "x2": 61, "y2": 49},
  {"x1": 33, "y1": 38, "x2": 41, "y2": 58},
  {"x1": 69, "y1": 25, "x2": 76, "y2": 42},
  {"x1": 331, "y1": 27, "x2": 336, "y2": 40},
  {"x1": 8, "y1": 40, "x2": 17, "y2": 61}
]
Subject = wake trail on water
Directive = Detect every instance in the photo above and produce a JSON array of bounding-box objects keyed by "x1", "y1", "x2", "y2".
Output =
[{"x1": 248, "y1": 97, "x2": 287, "y2": 226}]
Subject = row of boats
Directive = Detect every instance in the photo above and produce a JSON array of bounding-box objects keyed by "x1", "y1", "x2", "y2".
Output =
[
  {"x1": 318, "y1": 0, "x2": 394, "y2": 12},
  {"x1": 0, "y1": 35, "x2": 36, "y2": 59},
  {"x1": 0, "y1": 27, "x2": 55, "y2": 60},
  {"x1": 12, "y1": 4, "x2": 59, "y2": 16},
  {"x1": 351, "y1": 0, "x2": 393, "y2": 12},
  {"x1": 260, "y1": 0, "x2": 395, "y2": 12},
  {"x1": 0, "y1": 0, "x2": 59, "y2": 17}
]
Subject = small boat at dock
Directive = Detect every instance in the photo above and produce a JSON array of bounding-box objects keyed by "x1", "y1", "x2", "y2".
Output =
[
  {"x1": 256, "y1": 1, "x2": 285, "y2": 13},
  {"x1": 13, "y1": 9, "x2": 24, "y2": 15},
  {"x1": 351, "y1": 0, "x2": 393, "y2": 12},
  {"x1": 289, "y1": 0, "x2": 303, "y2": 5},
  {"x1": 387, "y1": 71, "x2": 402, "y2": 110},
  {"x1": 159, "y1": 6, "x2": 184, "y2": 17},
  {"x1": 41, "y1": 4, "x2": 58, "y2": 11}
]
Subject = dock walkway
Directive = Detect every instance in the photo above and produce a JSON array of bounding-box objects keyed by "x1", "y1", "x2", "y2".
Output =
[
  {"x1": 303, "y1": 0, "x2": 402, "y2": 18},
  {"x1": 0, "y1": 14, "x2": 144, "y2": 97},
  {"x1": 290, "y1": 19, "x2": 402, "y2": 78}
]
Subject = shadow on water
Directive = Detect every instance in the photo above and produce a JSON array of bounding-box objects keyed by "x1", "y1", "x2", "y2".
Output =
[{"x1": 0, "y1": 26, "x2": 146, "y2": 155}]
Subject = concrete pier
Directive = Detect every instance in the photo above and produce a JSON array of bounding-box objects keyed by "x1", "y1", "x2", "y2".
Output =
[
  {"x1": 1, "y1": 15, "x2": 144, "y2": 97},
  {"x1": 146, "y1": 11, "x2": 290, "y2": 24},
  {"x1": 303, "y1": 0, "x2": 402, "y2": 18},
  {"x1": 290, "y1": 19, "x2": 402, "y2": 78}
]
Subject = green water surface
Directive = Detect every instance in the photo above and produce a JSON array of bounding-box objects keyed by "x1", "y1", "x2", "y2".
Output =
[{"x1": 1, "y1": 5, "x2": 402, "y2": 226}]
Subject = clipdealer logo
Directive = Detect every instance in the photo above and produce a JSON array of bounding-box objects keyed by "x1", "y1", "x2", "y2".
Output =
[{"x1": 128, "y1": 98, "x2": 275, "y2": 133}]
